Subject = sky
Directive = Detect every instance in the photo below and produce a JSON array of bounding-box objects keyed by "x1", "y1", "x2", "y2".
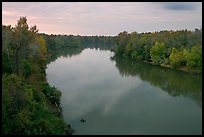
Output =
[{"x1": 2, "y1": 2, "x2": 202, "y2": 36}]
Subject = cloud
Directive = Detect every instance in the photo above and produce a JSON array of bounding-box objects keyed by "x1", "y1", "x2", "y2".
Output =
[
  {"x1": 2, "y1": 11, "x2": 12, "y2": 16},
  {"x1": 161, "y1": 2, "x2": 199, "y2": 11},
  {"x1": 2, "y1": 2, "x2": 202, "y2": 36}
]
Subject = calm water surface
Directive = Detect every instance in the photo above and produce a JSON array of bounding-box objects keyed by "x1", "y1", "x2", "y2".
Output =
[{"x1": 46, "y1": 48, "x2": 202, "y2": 135}]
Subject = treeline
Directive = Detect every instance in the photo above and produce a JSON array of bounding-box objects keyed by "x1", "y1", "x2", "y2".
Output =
[
  {"x1": 40, "y1": 33, "x2": 117, "y2": 64},
  {"x1": 41, "y1": 33, "x2": 117, "y2": 52},
  {"x1": 2, "y1": 17, "x2": 70, "y2": 135},
  {"x1": 114, "y1": 29, "x2": 202, "y2": 73},
  {"x1": 44, "y1": 29, "x2": 202, "y2": 74}
]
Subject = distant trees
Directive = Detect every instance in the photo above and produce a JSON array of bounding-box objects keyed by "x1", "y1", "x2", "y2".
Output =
[
  {"x1": 114, "y1": 29, "x2": 202, "y2": 73},
  {"x1": 42, "y1": 33, "x2": 117, "y2": 64},
  {"x1": 43, "y1": 33, "x2": 117, "y2": 53}
]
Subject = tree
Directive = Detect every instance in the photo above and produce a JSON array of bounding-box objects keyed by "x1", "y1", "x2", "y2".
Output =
[
  {"x1": 124, "y1": 43, "x2": 134, "y2": 57},
  {"x1": 169, "y1": 48, "x2": 183, "y2": 68},
  {"x1": 129, "y1": 31, "x2": 139, "y2": 47},
  {"x1": 150, "y1": 41, "x2": 166, "y2": 64},
  {"x1": 116, "y1": 31, "x2": 130, "y2": 47},
  {"x1": 186, "y1": 46, "x2": 202, "y2": 70},
  {"x1": 114, "y1": 32, "x2": 130, "y2": 57},
  {"x1": 36, "y1": 35, "x2": 47, "y2": 61},
  {"x1": 21, "y1": 59, "x2": 32, "y2": 78},
  {"x1": 11, "y1": 17, "x2": 38, "y2": 75},
  {"x1": 2, "y1": 25, "x2": 14, "y2": 74},
  {"x1": 143, "y1": 45, "x2": 151, "y2": 61}
]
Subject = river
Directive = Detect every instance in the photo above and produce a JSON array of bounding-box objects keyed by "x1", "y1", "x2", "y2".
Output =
[{"x1": 46, "y1": 48, "x2": 202, "y2": 135}]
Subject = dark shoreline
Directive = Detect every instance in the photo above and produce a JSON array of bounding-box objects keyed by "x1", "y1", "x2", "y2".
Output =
[{"x1": 142, "y1": 60, "x2": 201, "y2": 75}]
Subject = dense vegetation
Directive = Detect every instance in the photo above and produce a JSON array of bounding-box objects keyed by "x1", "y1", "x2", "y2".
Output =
[
  {"x1": 43, "y1": 28, "x2": 202, "y2": 74},
  {"x1": 2, "y1": 17, "x2": 70, "y2": 135},
  {"x1": 40, "y1": 33, "x2": 116, "y2": 64},
  {"x1": 114, "y1": 30, "x2": 202, "y2": 73}
]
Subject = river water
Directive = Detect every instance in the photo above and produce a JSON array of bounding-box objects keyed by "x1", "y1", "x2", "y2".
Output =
[{"x1": 46, "y1": 48, "x2": 202, "y2": 135}]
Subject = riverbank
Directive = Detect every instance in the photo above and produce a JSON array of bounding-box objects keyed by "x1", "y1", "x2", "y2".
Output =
[
  {"x1": 2, "y1": 53, "x2": 73, "y2": 135},
  {"x1": 142, "y1": 60, "x2": 201, "y2": 74},
  {"x1": 112, "y1": 55, "x2": 201, "y2": 75},
  {"x1": 2, "y1": 68, "x2": 74, "y2": 135}
]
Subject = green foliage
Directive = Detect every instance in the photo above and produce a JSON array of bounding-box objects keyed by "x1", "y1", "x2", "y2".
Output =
[
  {"x1": 30, "y1": 103, "x2": 65, "y2": 135},
  {"x1": 131, "y1": 50, "x2": 143, "y2": 61},
  {"x1": 124, "y1": 43, "x2": 134, "y2": 57},
  {"x1": 2, "y1": 50, "x2": 13, "y2": 74},
  {"x1": 186, "y1": 46, "x2": 202, "y2": 70},
  {"x1": 42, "y1": 82, "x2": 61, "y2": 108},
  {"x1": 162, "y1": 57, "x2": 169, "y2": 65},
  {"x1": 2, "y1": 17, "x2": 67, "y2": 135},
  {"x1": 116, "y1": 31, "x2": 130, "y2": 46},
  {"x1": 150, "y1": 41, "x2": 166, "y2": 64},
  {"x1": 2, "y1": 74, "x2": 34, "y2": 134},
  {"x1": 113, "y1": 28, "x2": 202, "y2": 74},
  {"x1": 2, "y1": 74, "x2": 66, "y2": 135},
  {"x1": 2, "y1": 25, "x2": 14, "y2": 74},
  {"x1": 129, "y1": 31, "x2": 139, "y2": 47},
  {"x1": 21, "y1": 59, "x2": 32, "y2": 78},
  {"x1": 4, "y1": 17, "x2": 38, "y2": 76},
  {"x1": 169, "y1": 48, "x2": 193, "y2": 68},
  {"x1": 114, "y1": 31, "x2": 130, "y2": 58},
  {"x1": 36, "y1": 35, "x2": 47, "y2": 61},
  {"x1": 115, "y1": 44, "x2": 124, "y2": 57},
  {"x1": 169, "y1": 48, "x2": 183, "y2": 68},
  {"x1": 143, "y1": 45, "x2": 151, "y2": 61}
]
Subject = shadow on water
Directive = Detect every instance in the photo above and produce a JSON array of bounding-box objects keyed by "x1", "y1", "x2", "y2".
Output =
[
  {"x1": 114, "y1": 57, "x2": 202, "y2": 108},
  {"x1": 46, "y1": 46, "x2": 112, "y2": 65},
  {"x1": 46, "y1": 47, "x2": 84, "y2": 64}
]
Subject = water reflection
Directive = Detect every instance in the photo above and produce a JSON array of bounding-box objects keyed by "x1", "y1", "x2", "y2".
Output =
[
  {"x1": 47, "y1": 47, "x2": 112, "y2": 65},
  {"x1": 46, "y1": 47, "x2": 83, "y2": 64},
  {"x1": 114, "y1": 58, "x2": 202, "y2": 108},
  {"x1": 46, "y1": 48, "x2": 202, "y2": 135}
]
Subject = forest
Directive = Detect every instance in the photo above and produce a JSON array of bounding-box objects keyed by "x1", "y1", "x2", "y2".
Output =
[
  {"x1": 2, "y1": 17, "x2": 202, "y2": 135},
  {"x1": 41, "y1": 25, "x2": 202, "y2": 74},
  {"x1": 114, "y1": 30, "x2": 202, "y2": 73},
  {"x1": 2, "y1": 17, "x2": 70, "y2": 135}
]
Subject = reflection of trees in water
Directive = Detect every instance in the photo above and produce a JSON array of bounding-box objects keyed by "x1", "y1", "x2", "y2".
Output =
[
  {"x1": 114, "y1": 58, "x2": 202, "y2": 107},
  {"x1": 45, "y1": 34, "x2": 116, "y2": 64},
  {"x1": 46, "y1": 45, "x2": 202, "y2": 107},
  {"x1": 46, "y1": 43, "x2": 114, "y2": 65},
  {"x1": 46, "y1": 47, "x2": 83, "y2": 64}
]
